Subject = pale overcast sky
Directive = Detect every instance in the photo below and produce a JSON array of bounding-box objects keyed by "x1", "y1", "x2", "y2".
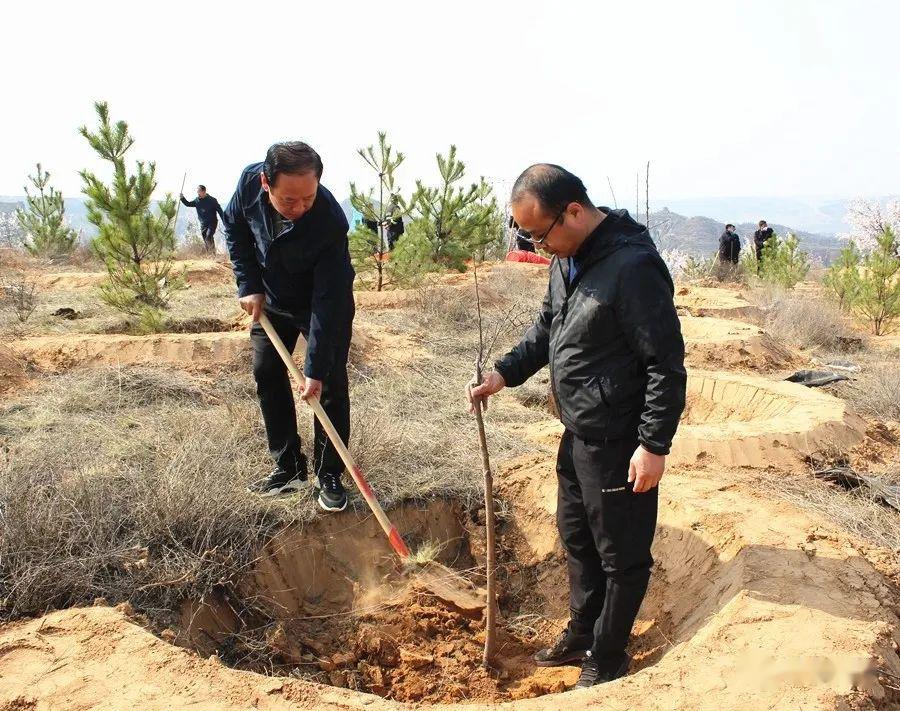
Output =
[{"x1": 1, "y1": 0, "x2": 897, "y2": 207}]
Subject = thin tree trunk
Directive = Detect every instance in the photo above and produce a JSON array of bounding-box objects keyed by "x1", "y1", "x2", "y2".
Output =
[
  {"x1": 645, "y1": 161, "x2": 650, "y2": 229},
  {"x1": 473, "y1": 366, "x2": 497, "y2": 668},
  {"x1": 472, "y1": 266, "x2": 497, "y2": 667},
  {"x1": 607, "y1": 176, "x2": 618, "y2": 209}
]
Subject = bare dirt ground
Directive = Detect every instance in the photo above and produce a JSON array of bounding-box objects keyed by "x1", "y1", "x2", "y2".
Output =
[{"x1": 1, "y1": 257, "x2": 899, "y2": 710}]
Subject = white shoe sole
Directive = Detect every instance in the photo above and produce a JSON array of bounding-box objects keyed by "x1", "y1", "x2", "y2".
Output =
[
  {"x1": 248, "y1": 479, "x2": 305, "y2": 498},
  {"x1": 317, "y1": 493, "x2": 348, "y2": 512}
]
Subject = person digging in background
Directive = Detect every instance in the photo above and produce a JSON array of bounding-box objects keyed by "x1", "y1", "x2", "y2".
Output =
[
  {"x1": 754, "y1": 219, "x2": 774, "y2": 271},
  {"x1": 180, "y1": 185, "x2": 225, "y2": 254},
  {"x1": 467, "y1": 164, "x2": 686, "y2": 689},
  {"x1": 223, "y1": 142, "x2": 355, "y2": 512}
]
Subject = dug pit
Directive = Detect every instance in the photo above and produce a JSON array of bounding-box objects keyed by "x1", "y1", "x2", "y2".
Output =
[
  {"x1": 174, "y1": 499, "x2": 586, "y2": 703},
  {"x1": 4, "y1": 463, "x2": 899, "y2": 709},
  {"x1": 670, "y1": 371, "x2": 868, "y2": 467}
]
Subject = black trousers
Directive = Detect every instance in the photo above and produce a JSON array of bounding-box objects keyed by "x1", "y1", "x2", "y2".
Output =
[
  {"x1": 250, "y1": 309, "x2": 352, "y2": 477},
  {"x1": 201, "y1": 221, "x2": 217, "y2": 253},
  {"x1": 556, "y1": 430, "x2": 658, "y2": 661}
]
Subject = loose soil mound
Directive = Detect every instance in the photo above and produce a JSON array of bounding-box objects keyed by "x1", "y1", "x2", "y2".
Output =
[
  {"x1": 9, "y1": 324, "x2": 428, "y2": 373},
  {"x1": 522, "y1": 372, "x2": 867, "y2": 469},
  {"x1": 10, "y1": 332, "x2": 250, "y2": 372},
  {"x1": 302, "y1": 590, "x2": 576, "y2": 703},
  {"x1": 676, "y1": 285, "x2": 760, "y2": 320},
  {"x1": 681, "y1": 315, "x2": 799, "y2": 372},
  {"x1": 35, "y1": 259, "x2": 233, "y2": 290},
  {"x1": 0, "y1": 346, "x2": 27, "y2": 396}
]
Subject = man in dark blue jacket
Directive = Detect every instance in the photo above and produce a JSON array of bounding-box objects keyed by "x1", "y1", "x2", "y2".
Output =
[
  {"x1": 180, "y1": 185, "x2": 225, "y2": 253},
  {"x1": 468, "y1": 164, "x2": 686, "y2": 689},
  {"x1": 223, "y1": 142, "x2": 355, "y2": 512}
]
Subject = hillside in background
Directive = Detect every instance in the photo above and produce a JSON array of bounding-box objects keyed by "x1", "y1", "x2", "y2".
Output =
[
  {"x1": 650, "y1": 207, "x2": 842, "y2": 263},
  {"x1": 0, "y1": 196, "x2": 198, "y2": 240},
  {"x1": 0, "y1": 195, "x2": 847, "y2": 263}
]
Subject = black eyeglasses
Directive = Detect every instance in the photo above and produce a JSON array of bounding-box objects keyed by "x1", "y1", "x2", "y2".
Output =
[{"x1": 512, "y1": 209, "x2": 565, "y2": 245}]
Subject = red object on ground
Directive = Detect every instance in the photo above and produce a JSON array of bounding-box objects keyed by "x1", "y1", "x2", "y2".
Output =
[{"x1": 505, "y1": 250, "x2": 551, "y2": 265}]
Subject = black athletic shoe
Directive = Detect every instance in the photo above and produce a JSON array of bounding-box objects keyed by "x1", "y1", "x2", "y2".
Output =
[
  {"x1": 247, "y1": 466, "x2": 306, "y2": 498},
  {"x1": 315, "y1": 471, "x2": 347, "y2": 512},
  {"x1": 573, "y1": 651, "x2": 631, "y2": 689},
  {"x1": 533, "y1": 625, "x2": 593, "y2": 667}
]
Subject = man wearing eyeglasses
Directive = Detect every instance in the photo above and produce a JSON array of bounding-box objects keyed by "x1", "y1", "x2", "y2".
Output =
[{"x1": 467, "y1": 164, "x2": 686, "y2": 688}]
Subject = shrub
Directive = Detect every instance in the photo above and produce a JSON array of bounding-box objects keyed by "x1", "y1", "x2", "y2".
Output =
[
  {"x1": 824, "y1": 242, "x2": 862, "y2": 310},
  {"x1": 853, "y1": 227, "x2": 900, "y2": 335},
  {"x1": 759, "y1": 232, "x2": 810, "y2": 289},
  {"x1": 748, "y1": 285, "x2": 862, "y2": 352},
  {"x1": 3, "y1": 273, "x2": 39, "y2": 323}
]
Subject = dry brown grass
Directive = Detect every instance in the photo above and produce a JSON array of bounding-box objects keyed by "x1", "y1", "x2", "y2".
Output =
[
  {"x1": 0, "y1": 367, "x2": 294, "y2": 620},
  {"x1": 746, "y1": 285, "x2": 864, "y2": 352},
  {"x1": 826, "y1": 358, "x2": 900, "y2": 423},
  {"x1": 0, "y1": 264, "x2": 548, "y2": 622},
  {"x1": 757, "y1": 468, "x2": 900, "y2": 552}
]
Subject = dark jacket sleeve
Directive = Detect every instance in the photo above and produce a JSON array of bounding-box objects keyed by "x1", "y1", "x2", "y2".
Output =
[
  {"x1": 614, "y1": 254, "x2": 686, "y2": 455},
  {"x1": 181, "y1": 195, "x2": 196, "y2": 207},
  {"x1": 305, "y1": 240, "x2": 354, "y2": 381},
  {"x1": 214, "y1": 198, "x2": 225, "y2": 221},
  {"x1": 222, "y1": 178, "x2": 264, "y2": 297},
  {"x1": 494, "y1": 282, "x2": 553, "y2": 387}
]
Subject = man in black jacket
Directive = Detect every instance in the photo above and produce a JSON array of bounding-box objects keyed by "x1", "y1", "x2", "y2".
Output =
[
  {"x1": 754, "y1": 219, "x2": 774, "y2": 271},
  {"x1": 718, "y1": 224, "x2": 741, "y2": 264},
  {"x1": 223, "y1": 142, "x2": 355, "y2": 512},
  {"x1": 180, "y1": 185, "x2": 225, "y2": 254},
  {"x1": 468, "y1": 164, "x2": 686, "y2": 688}
]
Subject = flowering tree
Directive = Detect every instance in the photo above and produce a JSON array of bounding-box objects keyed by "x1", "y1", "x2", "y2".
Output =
[
  {"x1": 0, "y1": 212, "x2": 24, "y2": 250},
  {"x1": 841, "y1": 198, "x2": 900, "y2": 254}
]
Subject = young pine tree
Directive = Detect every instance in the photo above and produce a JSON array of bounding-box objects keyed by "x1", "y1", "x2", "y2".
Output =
[
  {"x1": 854, "y1": 227, "x2": 900, "y2": 335},
  {"x1": 412, "y1": 146, "x2": 498, "y2": 270},
  {"x1": 348, "y1": 132, "x2": 410, "y2": 291},
  {"x1": 824, "y1": 242, "x2": 862, "y2": 310},
  {"x1": 15, "y1": 164, "x2": 78, "y2": 259},
  {"x1": 759, "y1": 232, "x2": 810, "y2": 289},
  {"x1": 79, "y1": 102, "x2": 182, "y2": 318}
]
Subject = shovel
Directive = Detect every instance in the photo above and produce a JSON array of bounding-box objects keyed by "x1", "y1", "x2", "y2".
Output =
[
  {"x1": 257, "y1": 312, "x2": 409, "y2": 559},
  {"x1": 257, "y1": 313, "x2": 487, "y2": 616}
]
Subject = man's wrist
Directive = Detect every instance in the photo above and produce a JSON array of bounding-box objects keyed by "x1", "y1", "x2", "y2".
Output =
[{"x1": 639, "y1": 440, "x2": 669, "y2": 457}]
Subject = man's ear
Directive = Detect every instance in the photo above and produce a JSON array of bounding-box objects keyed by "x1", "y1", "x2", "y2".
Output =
[{"x1": 260, "y1": 171, "x2": 270, "y2": 192}]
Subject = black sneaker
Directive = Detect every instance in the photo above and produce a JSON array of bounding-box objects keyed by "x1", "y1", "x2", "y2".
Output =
[
  {"x1": 533, "y1": 625, "x2": 593, "y2": 667},
  {"x1": 315, "y1": 471, "x2": 347, "y2": 512},
  {"x1": 247, "y1": 467, "x2": 306, "y2": 498},
  {"x1": 573, "y1": 650, "x2": 630, "y2": 689}
]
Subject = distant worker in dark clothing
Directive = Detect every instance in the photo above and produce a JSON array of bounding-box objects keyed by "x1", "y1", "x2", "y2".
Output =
[
  {"x1": 361, "y1": 197, "x2": 405, "y2": 250},
  {"x1": 223, "y1": 142, "x2": 355, "y2": 513},
  {"x1": 180, "y1": 185, "x2": 225, "y2": 254},
  {"x1": 718, "y1": 224, "x2": 741, "y2": 264},
  {"x1": 753, "y1": 219, "x2": 774, "y2": 270}
]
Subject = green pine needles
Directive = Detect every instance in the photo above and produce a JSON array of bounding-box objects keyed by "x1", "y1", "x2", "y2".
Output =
[
  {"x1": 15, "y1": 164, "x2": 78, "y2": 259},
  {"x1": 79, "y1": 101, "x2": 183, "y2": 319}
]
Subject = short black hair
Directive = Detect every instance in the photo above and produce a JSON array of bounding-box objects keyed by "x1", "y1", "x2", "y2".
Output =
[
  {"x1": 510, "y1": 164, "x2": 592, "y2": 214},
  {"x1": 759, "y1": 220, "x2": 767, "y2": 227},
  {"x1": 726, "y1": 223, "x2": 735, "y2": 230},
  {"x1": 264, "y1": 141, "x2": 323, "y2": 185},
  {"x1": 198, "y1": 184, "x2": 206, "y2": 191}
]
